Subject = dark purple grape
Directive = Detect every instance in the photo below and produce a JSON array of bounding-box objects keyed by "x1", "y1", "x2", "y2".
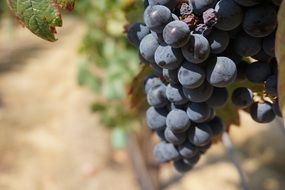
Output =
[
  {"x1": 207, "y1": 29, "x2": 230, "y2": 54},
  {"x1": 178, "y1": 61, "x2": 206, "y2": 89},
  {"x1": 127, "y1": 23, "x2": 150, "y2": 48},
  {"x1": 207, "y1": 116, "x2": 225, "y2": 137},
  {"x1": 263, "y1": 32, "x2": 276, "y2": 57},
  {"x1": 189, "y1": 0, "x2": 218, "y2": 14},
  {"x1": 187, "y1": 102, "x2": 211, "y2": 123},
  {"x1": 265, "y1": 75, "x2": 277, "y2": 97},
  {"x1": 178, "y1": 140, "x2": 199, "y2": 159},
  {"x1": 245, "y1": 61, "x2": 271, "y2": 83},
  {"x1": 155, "y1": 45, "x2": 183, "y2": 69},
  {"x1": 232, "y1": 87, "x2": 254, "y2": 108},
  {"x1": 188, "y1": 123, "x2": 213, "y2": 147},
  {"x1": 206, "y1": 56, "x2": 237, "y2": 87},
  {"x1": 147, "y1": 84, "x2": 168, "y2": 107},
  {"x1": 146, "y1": 106, "x2": 168, "y2": 130},
  {"x1": 163, "y1": 20, "x2": 191, "y2": 48},
  {"x1": 139, "y1": 34, "x2": 159, "y2": 63},
  {"x1": 243, "y1": 5, "x2": 277, "y2": 38},
  {"x1": 144, "y1": 74, "x2": 163, "y2": 94},
  {"x1": 233, "y1": 0, "x2": 260, "y2": 7},
  {"x1": 215, "y1": 0, "x2": 243, "y2": 31},
  {"x1": 166, "y1": 83, "x2": 188, "y2": 105},
  {"x1": 234, "y1": 32, "x2": 262, "y2": 57},
  {"x1": 250, "y1": 102, "x2": 276, "y2": 123},
  {"x1": 144, "y1": 5, "x2": 172, "y2": 33},
  {"x1": 173, "y1": 159, "x2": 193, "y2": 173},
  {"x1": 183, "y1": 81, "x2": 214, "y2": 103},
  {"x1": 148, "y1": 0, "x2": 178, "y2": 10},
  {"x1": 182, "y1": 34, "x2": 210, "y2": 64},
  {"x1": 166, "y1": 109, "x2": 191, "y2": 133},
  {"x1": 164, "y1": 127, "x2": 187, "y2": 145},
  {"x1": 153, "y1": 142, "x2": 180, "y2": 163}
]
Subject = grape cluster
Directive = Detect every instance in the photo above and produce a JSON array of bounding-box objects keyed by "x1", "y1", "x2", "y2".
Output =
[{"x1": 127, "y1": 0, "x2": 282, "y2": 173}]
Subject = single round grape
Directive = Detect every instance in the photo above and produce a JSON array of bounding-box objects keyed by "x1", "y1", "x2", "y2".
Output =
[
  {"x1": 231, "y1": 87, "x2": 254, "y2": 108},
  {"x1": 188, "y1": 123, "x2": 213, "y2": 147},
  {"x1": 215, "y1": 0, "x2": 243, "y2": 31},
  {"x1": 263, "y1": 32, "x2": 276, "y2": 57},
  {"x1": 250, "y1": 102, "x2": 276, "y2": 123},
  {"x1": 183, "y1": 81, "x2": 214, "y2": 103},
  {"x1": 166, "y1": 109, "x2": 191, "y2": 133},
  {"x1": 153, "y1": 142, "x2": 180, "y2": 163},
  {"x1": 207, "y1": 29, "x2": 230, "y2": 54},
  {"x1": 178, "y1": 61, "x2": 206, "y2": 89},
  {"x1": 184, "y1": 154, "x2": 201, "y2": 166},
  {"x1": 148, "y1": 0, "x2": 178, "y2": 10},
  {"x1": 146, "y1": 106, "x2": 168, "y2": 130},
  {"x1": 233, "y1": 0, "x2": 260, "y2": 7},
  {"x1": 206, "y1": 56, "x2": 237, "y2": 87},
  {"x1": 139, "y1": 34, "x2": 159, "y2": 63},
  {"x1": 163, "y1": 68, "x2": 179, "y2": 84},
  {"x1": 206, "y1": 87, "x2": 228, "y2": 107},
  {"x1": 234, "y1": 32, "x2": 262, "y2": 57},
  {"x1": 147, "y1": 84, "x2": 168, "y2": 107},
  {"x1": 182, "y1": 34, "x2": 210, "y2": 64},
  {"x1": 155, "y1": 45, "x2": 183, "y2": 70},
  {"x1": 163, "y1": 20, "x2": 191, "y2": 48},
  {"x1": 178, "y1": 140, "x2": 198, "y2": 159},
  {"x1": 144, "y1": 5, "x2": 172, "y2": 33},
  {"x1": 166, "y1": 83, "x2": 188, "y2": 105},
  {"x1": 164, "y1": 127, "x2": 187, "y2": 145},
  {"x1": 173, "y1": 159, "x2": 193, "y2": 173},
  {"x1": 265, "y1": 75, "x2": 277, "y2": 97},
  {"x1": 144, "y1": 74, "x2": 163, "y2": 94},
  {"x1": 243, "y1": 5, "x2": 277, "y2": 38},
  {"x1": 207, "y1": 116, "x2": 225, "y2": 137},
  {"x1": 189, "y1": 0, "x2": 218, "y2": 14},
  {"x1": 245, "y1": 61, "x2": 271, "y2": 83},
  {"x1": 187, "y1": 102, "x2": 211, "y2": 123},
  {"x1": 127, "y1": 23, "x2": 150, "y2": 48}
]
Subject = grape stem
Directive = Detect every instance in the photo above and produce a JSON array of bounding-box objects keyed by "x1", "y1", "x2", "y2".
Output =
[{"x1": 222, "y1": 133, "x2": 249, "y2": 190}]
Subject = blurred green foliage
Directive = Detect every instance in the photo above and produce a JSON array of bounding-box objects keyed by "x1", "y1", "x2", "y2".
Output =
[{"x1": 75, "y1": 0, "x2": 145, "y2": 129}]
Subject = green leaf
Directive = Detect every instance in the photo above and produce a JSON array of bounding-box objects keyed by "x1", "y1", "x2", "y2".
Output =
[
  {"x1": 276, "y1": 1, "x2": 285, "y2": 120},
  {"x1": 7, "y1": 0, "x2": 64, "y2": 41}
]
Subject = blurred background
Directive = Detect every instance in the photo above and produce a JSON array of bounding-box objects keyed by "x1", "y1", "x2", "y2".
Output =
[{"x1": 0, "y1": 0, "x2": 285, "y2": 190}]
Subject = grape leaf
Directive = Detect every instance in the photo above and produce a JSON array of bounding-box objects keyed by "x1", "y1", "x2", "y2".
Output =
[
  {"x1": 128, "y1": 65, "x2": 153, "y2": 115},
  {"x1": 276, "y1": 1, "x2": 285, "y2": 122},
  {"x1": 7, "y1": 0, "x2": 74, "y2": 41}
]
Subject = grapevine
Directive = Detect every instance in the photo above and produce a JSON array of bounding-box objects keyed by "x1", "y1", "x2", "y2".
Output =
[{"x1": 128, "y1": 0, "x2": 283, "y2": 173}]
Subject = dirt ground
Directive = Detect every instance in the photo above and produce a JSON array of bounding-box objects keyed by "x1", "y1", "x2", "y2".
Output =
[{"x1": 0, "y1": 18, "x2": 285, "y2": 190}]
